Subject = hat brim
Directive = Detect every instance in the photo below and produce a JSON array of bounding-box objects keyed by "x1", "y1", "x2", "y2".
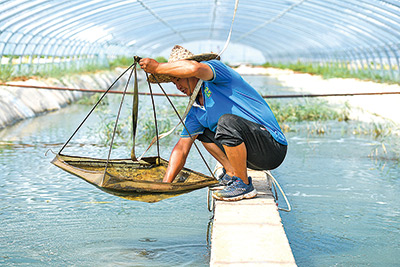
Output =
[{"x1": 148, "y1": 53, "x2": 220, "y2": 83}]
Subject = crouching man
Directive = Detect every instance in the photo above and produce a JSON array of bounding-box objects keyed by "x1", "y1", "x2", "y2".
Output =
[{"x1": 139, "y1": 45, "x2": 287, "y2": 201}]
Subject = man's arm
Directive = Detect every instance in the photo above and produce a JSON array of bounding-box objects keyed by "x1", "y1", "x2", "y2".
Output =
[
  {"x1": 163, "y1": 136, "x2": 198, "y2": 183},
  {"x1": 139, "y1": 58, "x2": 213, "y2": 81}
]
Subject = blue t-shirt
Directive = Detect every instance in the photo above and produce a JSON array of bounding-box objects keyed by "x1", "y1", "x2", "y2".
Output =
[{"x1": 181, "y1": 60, "x2": 287, "y2": 145}]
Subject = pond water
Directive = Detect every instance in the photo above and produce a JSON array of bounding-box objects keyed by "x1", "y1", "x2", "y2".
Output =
[
  {"x1": 1, "y1": 75, "x2": 399, "y2": 266},
  {"x1": 278, "y1": 123, "x2": 400, "y2": 266}
]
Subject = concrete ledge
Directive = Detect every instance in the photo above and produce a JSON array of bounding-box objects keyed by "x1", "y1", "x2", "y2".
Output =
[
  {"x1": 0, "y1": 68, "x2": 136, "y2": 129},
  {"x1": 210, "y1": 170, "x2": 296, "y2": 266}
]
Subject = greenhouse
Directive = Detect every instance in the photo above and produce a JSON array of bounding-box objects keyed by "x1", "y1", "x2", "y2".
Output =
[
  {"x1": 1, "y1": 0, "x2": 400, "y2": 81},
  {"x1": 1, "y1": 1, "x2": 400, "y2": 267}
]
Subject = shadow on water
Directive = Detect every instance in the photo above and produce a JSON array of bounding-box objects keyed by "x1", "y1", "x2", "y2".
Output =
[{"x1": 79, "y1": 240, "x2": 210, "y2": 266}]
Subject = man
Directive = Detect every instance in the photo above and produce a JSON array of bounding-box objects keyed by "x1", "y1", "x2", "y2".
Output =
[{"x1": 139, "y1": 45, "x2": 287, "y2": 201}]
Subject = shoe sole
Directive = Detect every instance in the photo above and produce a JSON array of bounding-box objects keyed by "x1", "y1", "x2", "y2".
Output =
[{"x1": 212, "y1": 189, "x2": 257, "y2": 201}]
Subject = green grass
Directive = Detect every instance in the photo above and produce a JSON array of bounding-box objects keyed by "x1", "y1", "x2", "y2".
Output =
[
  {"x1": 154, "y1": 56, "x2": 167, "y2": 63},
  {"x1": 0, "y1": 55, "x2": 140, "y2": 82},
  {"x1": 0, "y1": 64, "x2": 14, "y2": 82},
  {"x1": 262, "y1": 61, "x2": 397, "y2": 84},
  {"x1": 109, "y1": 56, "x2": 135, "y2": 68},
  {"x1": 0, "y1": 54, "x2": 169, "y2": 83}
]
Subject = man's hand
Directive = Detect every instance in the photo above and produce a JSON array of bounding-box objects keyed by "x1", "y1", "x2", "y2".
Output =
[{"x1": 139, "y1": 58, "x2": 159, "y2": 74}]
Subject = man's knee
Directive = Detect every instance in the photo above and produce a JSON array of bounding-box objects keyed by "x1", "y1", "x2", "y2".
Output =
[
  {"x1": 197, "y1": 128, "x2": 225, "y2": 152},
  {"x1": 216, "y1": 114, "x2": 244, "y2": 147},
  {"x1": 217, "y1": 114, "x2": 238, "y2": 128}
]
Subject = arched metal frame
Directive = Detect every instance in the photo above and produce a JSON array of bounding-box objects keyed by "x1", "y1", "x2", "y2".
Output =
[{"x1": 1, "y1": 0, "x2": 400, "y2": 81}]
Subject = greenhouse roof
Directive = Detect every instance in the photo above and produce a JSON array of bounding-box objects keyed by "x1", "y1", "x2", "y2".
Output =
[{"x1": 1, "y1": 0, "x2": 400, "y2": 63}]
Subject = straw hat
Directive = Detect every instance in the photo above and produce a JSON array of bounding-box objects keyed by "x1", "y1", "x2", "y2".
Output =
[{"x1": 148, "y1": 45, "x2": 220, "y2": 83}]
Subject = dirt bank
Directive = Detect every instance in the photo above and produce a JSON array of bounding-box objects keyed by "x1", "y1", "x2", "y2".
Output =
[{"x1": 0, "y1": 68, "x2": 135, "y2": 129}]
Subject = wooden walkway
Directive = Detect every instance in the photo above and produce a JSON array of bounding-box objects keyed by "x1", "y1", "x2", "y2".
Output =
[{"x1": 209, "y1": 169, "x2": 297, "y2": 266}]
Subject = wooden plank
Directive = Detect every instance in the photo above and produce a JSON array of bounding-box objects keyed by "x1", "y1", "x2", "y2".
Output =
[{"x1": 210, "y1": 169, "x2": 297, "y2": 266}]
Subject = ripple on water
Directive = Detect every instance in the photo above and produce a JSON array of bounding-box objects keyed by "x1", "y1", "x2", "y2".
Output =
[{"x1": 81, "y1": 243, "x2": 208, "y2": 266}]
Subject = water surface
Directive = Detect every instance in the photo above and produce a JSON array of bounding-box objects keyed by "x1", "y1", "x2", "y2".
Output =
[
  {"x1": 1, "y1": 76, "x2": 399, "y2": 266},
  {"x1": 278, "y1": 123, "x2": 400, "y2": 266},
  {"x1": 0, "y1": 83, "x2": 214, "y2": 266}
]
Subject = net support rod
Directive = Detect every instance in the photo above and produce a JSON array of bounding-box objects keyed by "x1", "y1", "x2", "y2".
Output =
[
  {"x1": 145, "y1": 72, "x2": 161, "y2": 162},
  {"x1": 103, "y1": 60, "x2": 137, "y2": 180}
]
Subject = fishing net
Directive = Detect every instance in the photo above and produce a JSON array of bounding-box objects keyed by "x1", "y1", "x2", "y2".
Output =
[{"x1": 52, "y1": 57, "x2": 217, "y2": 202}]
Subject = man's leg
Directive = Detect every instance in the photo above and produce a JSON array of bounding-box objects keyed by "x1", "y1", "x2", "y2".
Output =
[
  {"x1": 223, "y1": 142, "x2": 249, "y2": 184},
  {"x1": 197, "y1": 129, "x2": 238, "y2": 180},
  {"x1": 210, "y1": 115, "x2": 258, "y2": 200},
  {"x1": 201, "y1": 142, "x2": 235, "y2": 177},
  {"x1": 197, "y1": 126, "x2": 250, "y2": 184},
  {"x1": 212, "y1": 142, "x2": 257, "y2": 201}
]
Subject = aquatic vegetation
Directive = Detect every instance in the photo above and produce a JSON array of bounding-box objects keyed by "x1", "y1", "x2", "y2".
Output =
[
  {"x1": 271, "y1": 99, "x2": 400, "y2": 165},
  {"x1": 76, "y1": 93, "x2": 109, "y2": 106},
  {"x1": 137, "y1": 101, "x2": 187, "y2": 144},
  {"x1": 368, "y1": 139, "x2": 400, "y2": 169},
  {"x1": 367, "y1": 123, "x2": 400, "y2": 165},
  {"x1": 267, "y1": 99, "x2": 347, "y2": 136},
  {"x1": 306, "y1": 122, "x2": 328, "y2": 135},
  {"x1": 94, "y1": 99, "x2": 187, "y2": 147},
  {"x1": 340, "y1": 119, "x2": 400, "y2": 164},
  {"x1": 101, "y1": 118, "x2": 128, "y2": 147},
  {"x1": 269, "y1": 98, "x2": 349, "y2": 124},
  {"x1": 347, "y1": 121, "x2": 398, "y2": 139}
]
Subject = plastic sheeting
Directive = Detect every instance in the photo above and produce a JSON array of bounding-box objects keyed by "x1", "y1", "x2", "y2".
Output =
[{"x1": 1, "y1": 0, "x2": 400, "y2": 79}]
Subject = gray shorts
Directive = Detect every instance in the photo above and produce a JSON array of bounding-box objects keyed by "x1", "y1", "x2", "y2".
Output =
[{"x1": 197, "y1": 114, "x2": 287, "y2": 170}]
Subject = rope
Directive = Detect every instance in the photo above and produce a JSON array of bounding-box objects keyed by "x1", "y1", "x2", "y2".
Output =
[
  {"x1": 3, "y1": 83, "x2": 400, "y2": 99},
  {"x1": 145, "y1": 75, "x2": 216, "y2": 179},
  {"x1": 218, "y1": 0, "x2": 239, "y2": 56},
  {"x1": 235, "y1": 0, "x2": 306, "y2": 42},
  {"x1": 264, "y1": 92, "x2": 400, "y2": 98},
  {"x1": 0, "y1": 82, "x2": 189, "y2": 97},
  {"x1": 137, "y1": 79, "x2": 203, "y2": 160},
  {"x1": 103, "y1": 60, "x2": 137, "y2": 179},
  {"x1": 137, "y1": 0, "x2": 240, "y2": 159},
  {"x1": 57, "y1": 62, "x2": 136, "y2": 154}
]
